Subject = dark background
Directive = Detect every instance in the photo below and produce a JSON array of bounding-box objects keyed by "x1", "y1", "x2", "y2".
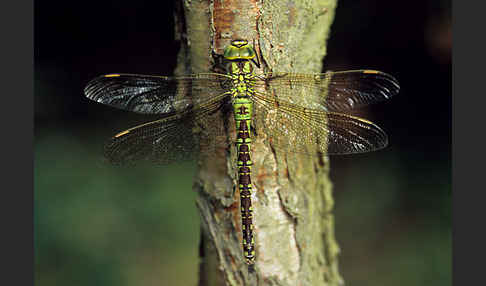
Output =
[{"x1": 35, "y1": 1, "x2": 451, "y2": 285}]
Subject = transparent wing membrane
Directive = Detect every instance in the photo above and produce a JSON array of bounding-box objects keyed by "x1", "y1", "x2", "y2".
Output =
[
  {"x1": 104, "y1": 96, "x2": 231, "y2": 165},
  {"x1": 252, "y1": 91, "x2": 388, "y2": 155},
  {"x1": 255, "y1": 70, "x2": 399, "y2": 111},
  {"x1": 85, "y1": 73, "x2": 231, "y2": 114}
]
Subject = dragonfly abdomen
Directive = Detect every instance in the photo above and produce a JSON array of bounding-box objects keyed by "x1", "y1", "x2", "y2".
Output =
[{"x1": 233, "y1": 98, "x2": 255, "y2": 264}]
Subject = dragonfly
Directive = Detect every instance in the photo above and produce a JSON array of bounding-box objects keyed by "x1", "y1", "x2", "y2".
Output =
[{"x1": 84, "y1": 39, "x2": 400, "y2": 265}]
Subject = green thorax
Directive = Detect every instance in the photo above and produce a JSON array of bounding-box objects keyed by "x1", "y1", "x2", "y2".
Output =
[{"x1": 223, "y1": 40, "x2": 256, "y2": 124}]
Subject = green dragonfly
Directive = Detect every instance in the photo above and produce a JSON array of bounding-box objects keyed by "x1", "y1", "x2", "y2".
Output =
[{"x1": 84, "y1": 39, "x2": 399, "y2": 265}]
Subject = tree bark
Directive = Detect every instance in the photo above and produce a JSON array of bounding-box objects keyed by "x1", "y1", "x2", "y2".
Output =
[{"x1": 175, "y1": 0, "x2": 342, "y2": 285}]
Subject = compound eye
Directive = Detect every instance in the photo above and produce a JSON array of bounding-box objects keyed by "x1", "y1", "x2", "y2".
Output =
[{"x1": 241, "y1": 47, "x2": 255, "y2": 59}]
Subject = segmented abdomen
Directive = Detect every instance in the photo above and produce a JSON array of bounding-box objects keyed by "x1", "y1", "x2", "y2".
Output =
[{"x1": 233, "y1": 99, "x2": 255, "y2": 264}]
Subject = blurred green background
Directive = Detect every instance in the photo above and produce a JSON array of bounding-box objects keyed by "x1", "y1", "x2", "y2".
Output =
[{"x1": 35, "y1": 1, "x2": 451, "y2": 285}]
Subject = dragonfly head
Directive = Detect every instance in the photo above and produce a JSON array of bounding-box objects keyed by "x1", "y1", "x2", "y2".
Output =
[{"x1": 224, "y1": 39, "x2": 256, "y2": 61}]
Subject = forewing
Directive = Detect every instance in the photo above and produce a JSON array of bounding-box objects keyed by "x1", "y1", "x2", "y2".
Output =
[
  {"x1": 254, "y1": 70, "x2": 399, "y2": 111},
  {"x1": 84, "y1": 73, "x2": 231, "y2": 114},
  {"x1": 252, "y1": 92, "x2": 388, "y2": 155}
]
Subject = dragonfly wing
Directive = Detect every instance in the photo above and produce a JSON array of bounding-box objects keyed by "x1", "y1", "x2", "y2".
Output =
[
  {"x1": 252, "y1": 92, "x2": 388, "y2": 155},
  {"x1": 254, "y1": 70, "x2": 399, "y2": 111},
  {"x1": 104, "y1": 95, "x2": 231, "y2": 165},
  {"x1": 85, "y1": 73, "x2": 231, "y2": 114}
]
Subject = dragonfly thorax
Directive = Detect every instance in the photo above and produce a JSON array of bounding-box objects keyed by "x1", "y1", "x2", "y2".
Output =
[
  {"x1": 227, "y1": 61, "x2": 255, "y2": 99},
  {"x1": 228, "y1": 61, "x2": 253, "y2": 76}
]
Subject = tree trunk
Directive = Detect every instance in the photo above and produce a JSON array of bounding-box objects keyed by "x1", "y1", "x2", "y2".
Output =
[{"x1": 175, "y1": 0, "x2": 343, "y2": 285}]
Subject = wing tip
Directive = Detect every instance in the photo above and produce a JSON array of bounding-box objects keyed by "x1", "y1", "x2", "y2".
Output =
[
  {"x1": 84, "y1": 74, "x2": 109, "y2": 100},
  {"x1": 373, "y1": 70, "x2": 401, "y2": 96},
  {"x1": 363, "y1": 70, "x2": 401, "y2": 99}
]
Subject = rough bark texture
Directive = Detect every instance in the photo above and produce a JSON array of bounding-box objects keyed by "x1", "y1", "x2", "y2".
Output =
[{"x1": 175, "y1": 1, "x2": 342, "y2": 285}]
